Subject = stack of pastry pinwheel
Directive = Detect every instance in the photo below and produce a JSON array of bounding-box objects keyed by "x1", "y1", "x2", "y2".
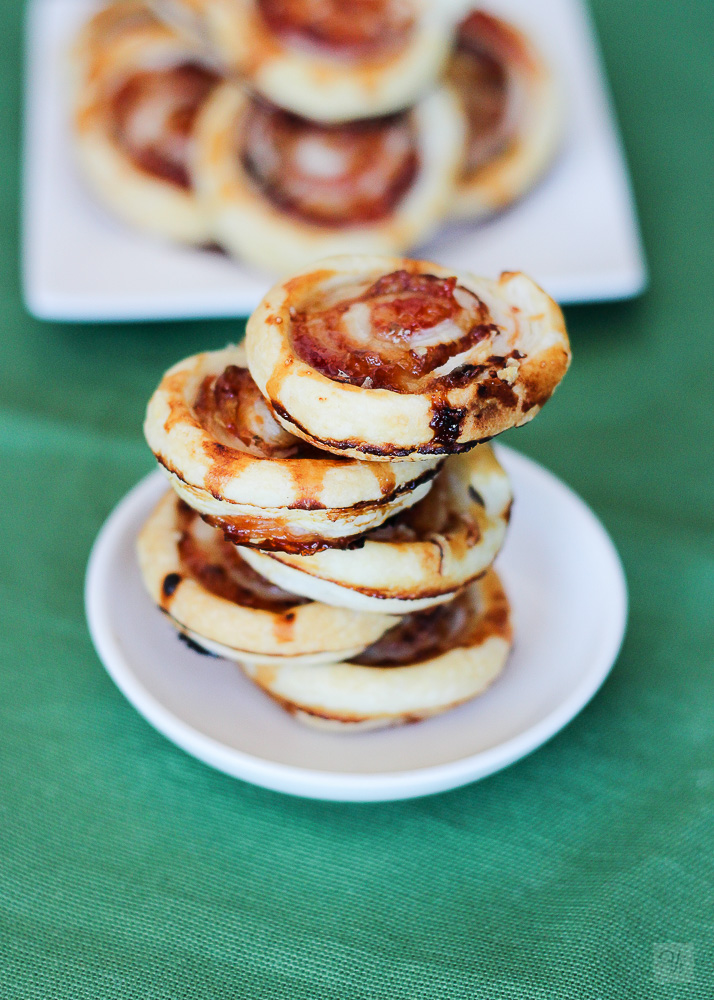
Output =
[
  {"x1": 71, "y1": 0, "x2": 562, "y2": 273},
  {"x1": 139, "y1": 254, "x2": 570, "y2": 729}
]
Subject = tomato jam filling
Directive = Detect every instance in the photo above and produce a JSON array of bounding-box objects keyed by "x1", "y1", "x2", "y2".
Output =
[
  {"x1": 256, "y1": 0, "x2": 414, "y2": 56},
  {"x1": 176, "y1": 501, "x2": 308, "y2": 609},
  {"x1": 112, "y1": 63, "x2": 219, "y2": 188},
  {"x1": 241, "y1": 100, "x2": 419, "y2": 227},
  {"x1": 291, "y1": 270, "x2": 501, "y2": 392},
  {"x1": 194, "y1": 365, "x2": 304, "y2": 458},
  {"x1": 450, "y1": 11, "x2": 512, "y2": 173},
  {"x1": 353, "y1": 591, "x2": 473, "y2": 666}
]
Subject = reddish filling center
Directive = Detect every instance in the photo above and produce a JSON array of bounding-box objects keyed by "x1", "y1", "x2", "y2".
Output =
[
  {"x1": 450, "y1": 11, "x2": 511, "y2": 173},
  {"x1": 241, "y1": 100, "x2": 419, "y2": 227},
  {"x1": 291, "y1": 270, "x2": 497, "y2": 392},
  {"x1": 176, "y1": 502, "x2": 308, "y2": 610},
  {"x1": 194, "y1": 365, "x2": 311, "y2": 459},
  {"x1": 353, "y1": 592, "x2": 473, "y2": 666},
  {"x1": 112, "y1": 63, "x2": 219, "y2": 188},
  {"x1": 256, "y1": 0, "x2": 414, "y2": 55}
]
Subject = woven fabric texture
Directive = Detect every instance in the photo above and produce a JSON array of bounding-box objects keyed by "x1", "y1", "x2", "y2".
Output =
[{"x1": 1, "y1": 0, "x2": 713, "y2": 996}]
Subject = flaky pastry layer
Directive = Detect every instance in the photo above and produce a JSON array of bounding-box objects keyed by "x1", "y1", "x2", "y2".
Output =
[
  {"x1": 246, "y1": 255, "x2": 571, "y2": 460},
  {"x1": 191, "y1": 83, "x2": 465, "y2": 273},
  {"x1": 153, "y1": 0, "x2": 459, "y2": 122},
  {"x1": 241, "y1": 444, "x2": 512, "y2": 612},
  {"x1": 242, "y1": 570, "x2": 512, "y2": 730},
  {"x1": 137, "y1": 489, "x2": 401, "y2": 663},
  {"x1": 448, "y1": 10, "x2": 563, "y2": 220},
  {"x1": 71, "y1": 0, "x2": 219, "y2": 243},
  {"x1": 144, "y1": 343, "x2": 441, "y2": 551}
]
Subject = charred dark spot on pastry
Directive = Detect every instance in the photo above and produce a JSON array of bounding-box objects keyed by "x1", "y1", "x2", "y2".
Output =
[
  {"x1": 468, "y1": 486, "x2": 485, "y2": 506},
  {"x1": 201, "y1": 242, "x2": 228, "y2": 255},
  {"x1": 204, "y1": 440, "x2": 229, "y2": 458},
  {"x1": 504, "y1": 499, "x2": 513, "y2": 522},
  {"x1": 273, "y1": 611, "x2": 297, "y2": 642},
  {"x1": 162, "y1": 573, "x2": 182, "y2": 599},
  {"x1": 430, "y1": 536, "x2": 446, "y2": 575},
  {"x1": 270, "y1": 400, "x2": 479, "y2": 458},
  {"x1": 440, "y1": 363, "x2": 489, "y2": 388},
  {"x1": 484, "y1": 349, "x2": 524, "y2": 366},
  {"x1": 177, "y1": 632, "x2": 217, "y2": 657},
  {"x1": 290, "y1": 498, "x2": 327, "y2": 510},
  {"x1": 476, "y1": 377, "x2": 518, "y2": 408},
  {"x1": 429, "y1": 403, "x2": 467, "y2": 448}
]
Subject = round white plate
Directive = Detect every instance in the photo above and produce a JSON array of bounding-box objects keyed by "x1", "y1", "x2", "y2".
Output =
[{"x1": 85, "y1": 447, "x2": 627, "y2": 802}]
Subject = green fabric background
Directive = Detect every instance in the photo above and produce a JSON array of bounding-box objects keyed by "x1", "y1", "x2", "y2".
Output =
[{"x1": 2, "y1": 1, "x2": 713, "y2": 996}]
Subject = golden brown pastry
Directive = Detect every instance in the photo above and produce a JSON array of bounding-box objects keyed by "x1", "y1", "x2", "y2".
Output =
[
  {"x1": 447, "y1": 9, "x2": 562, "y2": 219},
  {"x1": 241, "y1": 570, "x2": 512, "y2": 730},
  {"x1": 240, "y1": 445, "x2": 512, "y2": 613},
  {"x1": 246, "y1": 255, "x2": 571, "y2": 460},
  {"x1": 152, "y1": 0, "x2": 459, "y2": 122},
  {"x1": 143, "y1": 343, "x2": 441, "y2": 552},
  {"x1": 191, "y1": 82, "x2": 465, "y2": 272},
  {"x1": 137, "y1": 489, "x2": 402, "y2": 664},
  {"x1": 71, "y1": 0, "x2": 222, "y2": 243}
]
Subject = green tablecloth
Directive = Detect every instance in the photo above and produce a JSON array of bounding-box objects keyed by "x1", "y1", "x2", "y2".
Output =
[{"x1": 2, "y1": 1, "x2": 712, "y2": 995}]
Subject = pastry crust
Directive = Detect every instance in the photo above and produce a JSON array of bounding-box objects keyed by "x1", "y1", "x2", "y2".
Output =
[
  {"x1": 246, "y1": 255, "x2": 571, "y2": 460},
  {"x1": 153, "y1": 0, "x2": 459, "y2": 122},
  {"x1": 240, "y1": 445, "x2": 511, "y2": 613},
  {"x1": 137, "y1": 489, "x2": 401, "y2": 664},
  {"x1": 448, "y1": 10, "x2": 562, "y2": 220},
  {"x1": 71, "y1": 1, "x2": 220, "y2": 244},
  {"x1": 148, "y1": 0, "x2": 217, "y2": 52},
  {"x1": 144, "y1": 343, "x2": 441, "y2": 552},
  {"x1": 241, "y1": 570, "x2": 512, "y2": 730},
  {"x1": 191, "y1": 83, "x2": 465, "y2": 273}
]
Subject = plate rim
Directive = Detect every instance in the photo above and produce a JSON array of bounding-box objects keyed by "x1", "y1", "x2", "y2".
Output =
[{"x1": 85, "y1": 446, "x2": 628, "y2": 802}]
